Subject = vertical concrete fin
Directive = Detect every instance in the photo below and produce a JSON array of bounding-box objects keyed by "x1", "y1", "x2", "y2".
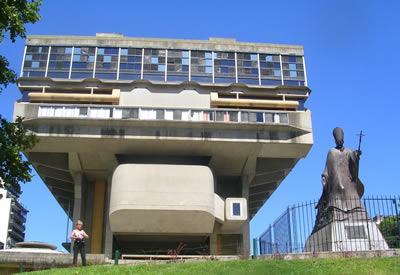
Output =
[{"x1": 91, "y1": 180, "x2": 105, "y2": 253}]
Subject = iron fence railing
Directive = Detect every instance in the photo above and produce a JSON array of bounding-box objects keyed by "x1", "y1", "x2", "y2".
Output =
[{"x1": 259, "y1": 196, "x2": 400, "y2": 254}]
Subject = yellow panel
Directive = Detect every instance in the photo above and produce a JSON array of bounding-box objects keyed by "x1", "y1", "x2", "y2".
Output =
[
  {"x1": 91, "y1": 180, "x2": 105, "y2": 253},
  {"x1": 216, "y1": 234, "x2": 222, "y2": 255},
  {"x1": 210, "y1": 92, "x2": 299, "y2": 109},
  {"x1": 28, "y1": 89, "x2": 120, "y2": 104}
]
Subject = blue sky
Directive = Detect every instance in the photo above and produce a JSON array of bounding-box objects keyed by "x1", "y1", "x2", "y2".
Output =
[{"x1": 0, "y1": 0, "x2": 399, "y2": 252}]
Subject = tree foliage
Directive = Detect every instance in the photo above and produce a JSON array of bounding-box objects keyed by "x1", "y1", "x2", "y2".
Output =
[
  {"x1": 0, "y1": 116, "x2": 38, "y2": 195},
  {"x1": 0, "y1": 0, "x2": 41, "y2": 92},
  {"x1": 0, "y1": 0, "x2": 41, "y2": 195},
  {"x1": 378, "y1": 215, "x2": 400, "y2": 248}
]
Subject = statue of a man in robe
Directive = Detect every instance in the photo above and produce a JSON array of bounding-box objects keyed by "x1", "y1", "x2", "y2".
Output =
[{"x1": 312, "y1": 127, "x2": 366, "y2": 233}]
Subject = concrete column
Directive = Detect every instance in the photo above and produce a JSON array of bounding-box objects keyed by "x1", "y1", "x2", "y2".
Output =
[
  {"x1": 71, "y1": 172, "x2": 84, "y2": 252},
  {"x1": 83, "y1": 182, "x2": 94, "y2": 252},
  {"x1": 103, "y1": 175, "x2": 113, "y2": 259},
  {"x1": 91, "y1": 180, "x2": 105, "y2": 254},
  {"x1": 209, "y1": 232, "x2": 223, "y2": 255},
  {"x1": 209, "y1": 234, "x2": 217, "y2": 255},
  {"x1": 241, "y1": 175, "x2": 250, "y2": 256},
  {"x1": 72, "y1": 173, "x2": 83, "y2": 225}
]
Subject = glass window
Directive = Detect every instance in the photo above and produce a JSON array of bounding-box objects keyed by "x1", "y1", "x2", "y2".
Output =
[
  {"x1": 167, "y1": 50, "x2": 189, "y2": 81},
  {"x1": 237, "y1": 52, "x2": 259, "y2": 84},
  {"x1": 95, "y1": 47, "x2": 118, "y2": 79},
  {"x1": 70, "y1": 47, "x2": 96, "y2": 79},
  {"x1": 191, "y1": 50, "x2": 212, "y2": 82},
  {"x1": 116, "y1": 108, "x2": 138, "y2": 119},
  {"x1": 216, "y1": 111, "x2": 238, "y2": 122},
  {"x1": 173, "y1": 110, "x2": 182, "y2": 120},
  {"x1": 214, "y1": 51, "x2": 235, "y2": 80},
  {"x1": 143, "y1": 49, "x2": 166, "y2": 80},
  {"x1": 265, "y1": 113, "x2": 273, "y2": 123},
  {"x1": 281, "y1": 55, "x2": 304, "y2": 85},
  {"x1": 119, "y1": 47, "x2": 142, "y2": 78},
  {"x1": 258, "y1": 54, "x2": 281, "y2": 86},
  {"x1": 232, "y1": 202, "x2": 241, "y2": 216},
  {"x1": 46, "y1": 46, "x2": 73, "y2": 77},
  {"x1": 23, "y1": 46, "x2": 49, "y2": 77}
]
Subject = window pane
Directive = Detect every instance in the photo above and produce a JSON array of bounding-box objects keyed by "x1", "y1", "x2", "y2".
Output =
[{"x1": 232, "y1": 203, "x2": 241, "y2": 216}]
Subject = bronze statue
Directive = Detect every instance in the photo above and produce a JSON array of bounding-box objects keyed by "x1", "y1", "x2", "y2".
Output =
[{"x1": 312, "y1": 127, "x2": 366, "y2": 233}]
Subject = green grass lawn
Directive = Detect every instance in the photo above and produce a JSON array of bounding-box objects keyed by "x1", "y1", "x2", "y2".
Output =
[{"x1": 28, "y1": 257, "x2": 400, "y2": 275}]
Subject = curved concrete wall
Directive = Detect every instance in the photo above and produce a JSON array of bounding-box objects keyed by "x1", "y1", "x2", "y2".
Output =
[{"x1": 109, "y1": 164, "x2": 216, "y2": 234}]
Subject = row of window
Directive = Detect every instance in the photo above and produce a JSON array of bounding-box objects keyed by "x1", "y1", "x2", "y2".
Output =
[
  {"x1": 23, "y1": 46, "x2": 306, "y2": 86},
  {"x1": 38, "y1": 106, "x2": 289, "y2": 124}
]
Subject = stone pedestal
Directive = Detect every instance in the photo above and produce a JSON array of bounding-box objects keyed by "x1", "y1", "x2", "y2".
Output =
[{"x1": 304, "y1": 220, "x2": 389, "y2": 252}]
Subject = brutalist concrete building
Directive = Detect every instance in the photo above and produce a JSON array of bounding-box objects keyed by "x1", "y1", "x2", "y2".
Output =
[{"x1": 13, "y1": 34, "x2": 313, "y2": 257}]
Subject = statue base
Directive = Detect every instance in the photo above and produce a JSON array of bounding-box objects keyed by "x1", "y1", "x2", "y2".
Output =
[{"x1": 304, "y1": 220, "x2": 389, "y2": 252}]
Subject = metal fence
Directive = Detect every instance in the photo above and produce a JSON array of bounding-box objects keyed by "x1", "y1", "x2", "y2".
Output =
[{"x1": 259, "y1": 196, "x2": 400, "y2": 254}]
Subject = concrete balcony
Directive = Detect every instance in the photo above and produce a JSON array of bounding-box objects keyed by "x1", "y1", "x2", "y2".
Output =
[
  {"x1": 9, "y1": 218, "x2": 26, "y2": 233},
  {"x1": 14, "y1": 102, "x2": 313, "y2": 218},
  {"x1": 8, "y1": 229, "x2": 25, "y2": 242}
]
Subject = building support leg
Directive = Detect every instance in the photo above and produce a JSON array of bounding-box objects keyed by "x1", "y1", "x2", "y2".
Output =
[
  {"x1": 241, "y1": 175, "x2": 250, "y2": 256},
  {"x1": 71, "y1": 172, "x2": 84, "y2": 252},
  {"x1": 91, "y1": 180, "x2": 105, "y2": 254},
  {"x1": 104, "y1": 175, "x2": 113, "y2": 259}
]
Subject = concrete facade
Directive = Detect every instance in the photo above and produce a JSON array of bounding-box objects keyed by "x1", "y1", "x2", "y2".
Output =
[{"x1": 14, "y1": 34, "x2": 313, "y2": 257}]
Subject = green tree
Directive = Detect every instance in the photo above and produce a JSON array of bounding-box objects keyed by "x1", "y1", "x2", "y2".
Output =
[
  {"x1": 0, "y1": 0, "x2": 42, "y2": 92},
  {"x1": 378, "y1": 215, "x2": 400, "y2": 248},
  {"x1": 0, "y1": 116, "x2": 37, "y2": 195},
  {"x1": 0, "y1": 0, "x2": 41, "y2": 195}
]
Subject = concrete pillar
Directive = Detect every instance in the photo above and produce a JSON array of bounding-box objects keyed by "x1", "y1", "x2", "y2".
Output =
[
  {"x1": 241, "y1": 175, "x2": 250, "y2": 256},
  {"x1": 103, "y1": 175, "x2": 113, "y2": 259},
  {"x1": 72, "y1": 173, "x2": 83, "y2": 224},
  {"x1": 71, "y1": 172, "x2": 84, "y2": 252},
  {"x1": 209, "y1": 234, "x2": 217, "y2": 255},
  {"x1": 91, "y1": 180, "x2": 105, "y2": 254},
  {"x1": 83, "y1": 182, "x2": 94, "y2": 252}
]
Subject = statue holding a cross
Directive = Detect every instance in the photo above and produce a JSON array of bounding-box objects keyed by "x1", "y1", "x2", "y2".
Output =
[
  {"x1": 305, "y1": 127, "x2": 389, "y2": 252},
  {"x1": 312, "y1": 127, "x2": 365, "y2": 233}
]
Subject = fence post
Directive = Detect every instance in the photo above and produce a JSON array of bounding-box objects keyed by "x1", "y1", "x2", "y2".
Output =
[
  {"x1": 114, "y1": 250, "x2": 120, "y2": 265},
  {"x1": 252, "y1": 238, "x2": 257, "y2": 259}
]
